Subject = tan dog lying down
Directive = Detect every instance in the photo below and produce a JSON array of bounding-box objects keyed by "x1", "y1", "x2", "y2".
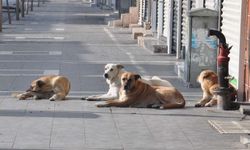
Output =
[
  {"x1": 96, "y1": 72, "x2": 185, "y2": 109},
  {"x1": 14, "y1": 75, "x2": 70, "y2": 101}
]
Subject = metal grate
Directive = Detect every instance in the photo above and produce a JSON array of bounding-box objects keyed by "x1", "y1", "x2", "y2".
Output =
[{"x1": 208, "y1": 120, "x2": 250, "y2": 134}]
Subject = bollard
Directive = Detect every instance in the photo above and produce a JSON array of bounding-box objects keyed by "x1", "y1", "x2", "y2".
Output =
[
  {"x1": 31, "y1": 0, "x2": 33, "y2": 11},
  {"x1": 16, "y1": 0, "x2": 20, "y2": 20},
  {"x1": 21, "y1": 0, "x2": 24, "y2": 17},
  {"x1": 26, "y1": 0, "x2": 29, "y2": 15},
  {"x1": 6, "y1": 0, "x2": 12, "y2": 24}
]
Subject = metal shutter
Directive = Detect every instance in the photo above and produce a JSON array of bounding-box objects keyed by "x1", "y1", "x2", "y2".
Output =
[
  {"x1": 144, "y1": 0, "x2": 148, "y2": 21},
  {"x1": 205, "y1": 0, "x2": 217, "y2": 10},
  {"x1": 163, "y1": 0, "x2": 168, "y2": 37},
  {"x1": 157, "y1": 0, "x2": 164, "y2": 37},
  {"x1": 155, "y1": 0, "x2": 159, "y2": 30},
  {"x1": 138, "y1": 0, "x2": 144, "y2": 25},
  {"x1": 191, "y1": 0, "x2": 196, "y2": 8},
  {"x1": 176, "y1": 0, "x2": 183, "y2": 58},
  {"x1": 156, "y1": 0, "x2": 159, "y2": 27},
  {"x1": 172, "y1": 0, "x2": 178, "y2": 53},
  {"x1": 221, "y1": 0, "x2": 242, "y2": 86},
  {"x1": 142, "y1": 0, "x2": 146, "y2": 21},
  {"x1": 181, "y1": 0, "x2": 195, "y2": 55},
  {"x1": 181, "y1": 0, "x2": 188, "y2": 50}
]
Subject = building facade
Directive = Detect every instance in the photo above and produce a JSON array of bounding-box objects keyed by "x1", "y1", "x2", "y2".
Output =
[{"x1": 112, "y1": 0, "x2": 249, "y2": 102}]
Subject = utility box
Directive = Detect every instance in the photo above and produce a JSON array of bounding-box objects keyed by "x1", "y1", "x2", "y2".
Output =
[{"x1": 184, "y1": 8, "x2": 218, "y2": 87}]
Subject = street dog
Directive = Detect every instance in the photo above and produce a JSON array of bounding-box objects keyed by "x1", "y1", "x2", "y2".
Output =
[
  {"x1": 82, "y1": 63, "x2": 173, "y2": 101},
  {"x1": 194, "y1": 70, "x2": 237, "y2": 107},
  {"x1": 95, "y1": 72, "x2": 185, "y2": 109},
  {"x1": 14, "y1": 75, "x2": 71, "y2": 101}
]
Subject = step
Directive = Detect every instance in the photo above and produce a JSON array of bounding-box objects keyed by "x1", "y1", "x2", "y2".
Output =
[
  {"x1": 121, "y1": 13, "x2": 130, "y2": 28},
  {"x1": 129, "y1": 24, "x2": 141, "y2": 29},
  {"x1": 240, "y1": 106, "x2": 250, "y2": 116},
  {"x1": 132, "y1": 27, "x2": 144, "y2": 39},
  {"x1": 129, "y1": 7, "x2": 139, "y2": 24},
  {"x1": 175, "y1": 61, "x2": 185, "y2": 80},
  {"x1": 105, "y1": 11, "x2": 119, "y2": 25},
  {"x1": 240, "y1": 135, "x2": 250, "y2": 148},
  {"x1": 137, "y1": 36, "x2": 169, "y2": 54},
  {"x1": 109, "y1": 19, "x2": 123, "y2": 27}
]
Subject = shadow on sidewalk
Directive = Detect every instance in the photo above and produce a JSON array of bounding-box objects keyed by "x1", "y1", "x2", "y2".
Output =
[
  {"x1": 93, "y1": 107, "x2": 241, "y2": 119},
  {"x1": 0, "y1": 109, "x2": 99, "y2": 119}
]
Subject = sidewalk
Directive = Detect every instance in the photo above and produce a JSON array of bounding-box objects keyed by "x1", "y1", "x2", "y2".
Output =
[{"x1": 0, "y1": 0, "x2": 249, "y2": 149}]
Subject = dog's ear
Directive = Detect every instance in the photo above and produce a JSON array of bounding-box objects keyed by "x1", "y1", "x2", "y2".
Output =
[
  {"x1": 26, "y1": 86, "x2": 33, "y2": 92},
  {"x1": 116, "y1": 64, "x2": 124, "y2": 70},
  {"x1": 202, "y1": 72, "x2": 211, "y2": 79},
  {"x1": 203, "y1": 71, "x2": 217, "y2": 80},
  {"x1": 134, "y1": 74, "x2": 141, "y2": 80},
  {"x1": 36, "y1": 80, "x2": 45, "y2": 87}
]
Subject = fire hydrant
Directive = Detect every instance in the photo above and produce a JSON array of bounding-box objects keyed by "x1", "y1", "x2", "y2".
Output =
[{"x1": 208, "y1": 29, "x2": 239, "y2": 110}]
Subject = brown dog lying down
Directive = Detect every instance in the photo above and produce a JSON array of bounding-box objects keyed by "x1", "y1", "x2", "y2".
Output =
[
  {"x1": 14, "y1": 75, "x2": 71, "y2": 101},
  {"x1": 83, "y1": 63, "x2": 173, "y2": 101},
  {"x1": 195, "y1": 70, "x2": 237, "y2": 107},
  {"x1": 96, "y1": 72, "x2": 185, "y2": 109}
]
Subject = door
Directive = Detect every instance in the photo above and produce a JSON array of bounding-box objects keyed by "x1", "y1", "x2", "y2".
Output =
[
  {"x1": 220, "y1": 0, "x2": 242, "y2": 88},
  {"x1": 244, "y1": 0, "x2": 250, "y2": 101}
]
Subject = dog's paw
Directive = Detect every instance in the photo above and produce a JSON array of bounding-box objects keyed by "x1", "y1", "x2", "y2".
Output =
[
  {"x1": 49, "y1": 95, "x2": 61, "y2": 101},
  {"x1": 12, "y1": 93, "x2": 26, "y2": 100},
  {"x1": 19, "y1": 96, "x2": 26, "y2": 100},
  {"x1": 148, "y1": 104, "x2": 160, "y2": 109},
  {"x1": 204, "y1": 102, "x2": 213, "y2": 107},
  {"x1": 49, "y1": 96, "x2": 56, "y2": 101},
  {"x1": 194, "y1": 103, "x2": 205, "y2": 107},
  {"x1": 159, "y1": 105, "x2": 165, "y2": 109},
  {"x1": 95, "y1": 102, "x2": 108, "y2": 107},
  {"x1": 34, "y1": 96, "x2": 42, "y2": 100},
  {"x1": 81, "y1": 97, "x2": 87, "y2": 100},
  {"x1": 86, "y1": 98, "x2": 101, "y2": 101}
]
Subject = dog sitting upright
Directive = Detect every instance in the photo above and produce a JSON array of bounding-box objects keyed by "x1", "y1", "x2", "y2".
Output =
[
  {"x1": 83, "y1": 63, "x2": 173, "y2": 101},
  {"x1": 96, "y1": 72, "x2": 185, "y2": 109},
  {"x1": 195, "y1": 70, "x2": 237, "y2": 107},
  {"x1": 14, "y1": 75, "x2": 70, "y2": 101}
]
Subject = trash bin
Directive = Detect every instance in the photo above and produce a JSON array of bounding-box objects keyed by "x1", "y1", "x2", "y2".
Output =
[{"x1": 184, "y1": 8, "x2": 218, "y2": 87}]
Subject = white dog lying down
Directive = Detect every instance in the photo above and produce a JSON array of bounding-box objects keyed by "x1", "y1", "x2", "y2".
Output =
[{"x1": 82, "y1": 63, "x2": 173, "y2": 101}]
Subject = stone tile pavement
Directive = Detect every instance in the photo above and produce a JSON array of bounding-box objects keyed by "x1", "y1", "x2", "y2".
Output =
[{"x1": 0, "y1": 96, "x2": 248, "y2": 150}]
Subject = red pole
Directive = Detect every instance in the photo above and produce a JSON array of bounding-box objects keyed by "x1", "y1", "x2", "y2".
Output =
[
  {"x1": 208, "y1": 29, "x2": 239, "y2": 110},
  {"x1": 0, "y1": 0, "x2": 2, "y2": 32}
]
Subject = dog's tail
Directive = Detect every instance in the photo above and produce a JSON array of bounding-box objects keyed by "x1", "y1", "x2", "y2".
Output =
[
  {"x1": 160, "y1": 101, "x2": 185, "y2": 109},
  {"x1": 151, "y1": 76, "x2": 161, "y2": 80},
  {"x1": 151, "y1": 76, "x2": 173, "y2": 87}
]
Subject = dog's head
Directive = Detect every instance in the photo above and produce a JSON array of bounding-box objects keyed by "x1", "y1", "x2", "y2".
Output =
[
  {"x1": 197, "y1": 70, "x2": 218, "y2": 84},
  {"x1": 121, "y1": 72, "x2": 141, "y2": 92},
  {"x1": 103, "y1": 63, "x2": 124, "y2": 80},
  {"x1": 26, "y1": 79, "x2": 46, "y2": 92}
]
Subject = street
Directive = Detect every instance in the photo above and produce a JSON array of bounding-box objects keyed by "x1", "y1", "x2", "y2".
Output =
[
  {"x1": 0, "y1": 0, "x2": 248, "y2": 149},
  {"x1": 0, "y1": 0, "x2": 192, "y2": 96}
]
